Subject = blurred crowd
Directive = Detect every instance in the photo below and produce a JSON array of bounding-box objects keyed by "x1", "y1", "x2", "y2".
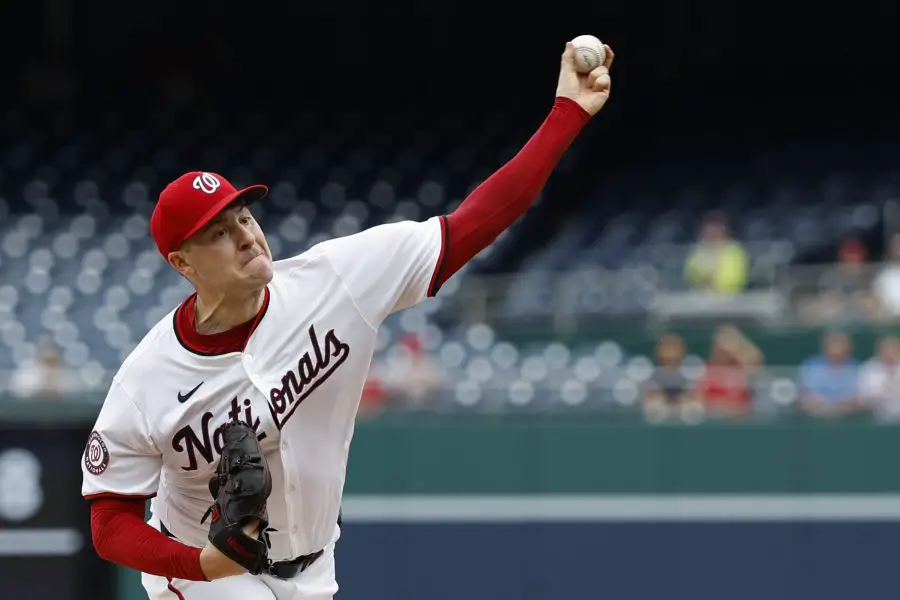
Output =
[
  {"x1": 9, "y1": 207, "x2": 900, "y2": 423},
  {"x1": 358, "y1": 334, "x2": 443, "y2": 418},
  {"x1": 642, "y1": 325, "x2": 900, "y2": 424},
  {"x1": 797, "y1": 233, "x2": 900, "y2": 323},
  {"x1": 8, "y1": 335, "x2": 83, "y2": 400},
  {"x1": 682, "y1": 211, "x2": 900, "y2": 324},
  {"x1": 7, "y1": 206, "x2": 900, "y2": 421},
  {"x1": 7, "y1": 331, "x2": 446, "y2": 415}
]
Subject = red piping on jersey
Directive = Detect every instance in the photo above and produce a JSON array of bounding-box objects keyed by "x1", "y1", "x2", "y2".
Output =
[
  {"x1": 174, "y1": 286, "x2": 271, "y2": 356},
  {"x1": 430, "y1": 97, "x2": 590, "y2": 294},
  {"x1": 167, "y1": 578, "x2": 186, "y2": 600},
  {"x1": 90, "y1": 496, "x2": 208, "y2": 582},
  {"x1": 427, "y1": 216, "x2": 449, "y2": 297}
]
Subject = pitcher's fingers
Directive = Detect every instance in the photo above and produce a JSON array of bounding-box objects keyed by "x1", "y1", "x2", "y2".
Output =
[
  {"x1": 562, "y1": 41, "x2": 575, "y2": 65},
  {"x1": 592, "y1": 73, "x2": 611, "y2": 92},
  {"x1": 588, "y1": 65, "x2": 611, "y2": 90},
  {"x1": 603, "y1": 44, "x2": 615, "y2": 69}
]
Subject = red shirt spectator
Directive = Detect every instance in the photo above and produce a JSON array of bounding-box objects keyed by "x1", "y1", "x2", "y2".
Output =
[
  {"x1": 359, "y1": 375, "x2": 388, "y2": 415},
  {"x1": 695, "y1": 325, "x2": 762, "y2": 419},
  {"x1": 696, "y1": 358, "x2": 751, "y2": 412}
]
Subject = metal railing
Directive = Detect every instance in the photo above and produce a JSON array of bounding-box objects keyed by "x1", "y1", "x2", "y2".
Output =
[{"x1": 434, "y1": 255, "x2": 900, "y2": 332}]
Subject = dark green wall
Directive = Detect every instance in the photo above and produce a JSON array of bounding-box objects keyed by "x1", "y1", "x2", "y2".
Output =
[{"x1": 345, "y1": 416, "x2": 900, "y2": 494}]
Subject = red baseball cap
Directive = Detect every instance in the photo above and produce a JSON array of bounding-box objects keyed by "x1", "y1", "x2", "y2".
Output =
[{"x1": 150, "y1": 171, "x2": 268, "y2": 257}]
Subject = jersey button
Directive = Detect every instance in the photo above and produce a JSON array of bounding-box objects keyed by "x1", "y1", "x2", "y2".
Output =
[
  {"x1": 289, "y1": 485, "x2": 295, "y2": 492},
  {"x1": 292, "y1": 526, "x2": 298, "y2": 533}
]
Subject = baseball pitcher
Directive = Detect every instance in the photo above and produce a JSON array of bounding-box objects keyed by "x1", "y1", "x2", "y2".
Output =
[{"x1": 81, "y1": 41, "x2": 614, "y2": 599}]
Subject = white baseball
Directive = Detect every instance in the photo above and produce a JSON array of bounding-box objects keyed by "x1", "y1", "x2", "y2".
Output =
[{"x1": 571, "y1": 35, "x2": 606, "y2": 74}]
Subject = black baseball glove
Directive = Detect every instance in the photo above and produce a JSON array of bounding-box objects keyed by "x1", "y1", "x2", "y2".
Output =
[{"x1": 200, "y1": 420, "x2": 273, "y2": 575}]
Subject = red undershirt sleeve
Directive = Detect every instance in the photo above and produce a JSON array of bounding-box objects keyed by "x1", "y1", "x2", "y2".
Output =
[
  {"x1": 430, "y1": 96, "x2": 591, "y2": 292},
  {"x1": 90, "y1": 497, "x2": 208, "y2": 582}
]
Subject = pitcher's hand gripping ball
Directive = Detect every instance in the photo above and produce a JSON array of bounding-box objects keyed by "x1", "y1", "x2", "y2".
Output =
[
  {"x1": 201, "y1": 421, "x2": 273, "y2": 575},
  {"x1": 571, "y1": 34, "x2": 607, "y2": 73}
]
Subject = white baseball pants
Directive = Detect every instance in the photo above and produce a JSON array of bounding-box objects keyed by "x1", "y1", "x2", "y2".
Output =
[{"x1": 141, "y1": 515, "x2": 338, "y2": 600}]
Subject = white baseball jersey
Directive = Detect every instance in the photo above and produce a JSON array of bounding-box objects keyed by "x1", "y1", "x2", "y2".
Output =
[{"x1": 81, "y1": 216, "x2": 445, "y2": 561}]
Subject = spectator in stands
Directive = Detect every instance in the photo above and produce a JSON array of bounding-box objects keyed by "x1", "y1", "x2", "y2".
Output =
[
  {"x1": 872, "y1": 233, "x2": 900, "y2": 318},
  {"x1": 694, "y1": 325, "x2": 762, "y2": 419},
  {"x1": 359, "y1": 334, "x2": 442, "y2": 416},
  {"x1": 391, "y1": 334, "x2": 443, "y2": 407},
  {"x1": 642, "y1": 332, "x2": 702, "y2": 421},
  {"x1": 803, "y1": 237, "x2": 879, "y2": 323},
  {"x1": 9, "y1": 337, "x2": 79, "y2": 400},
  {"x1": 684, "y1": 212, "x2": 749, "y2": 294},
  {"x1": 358, "y1": 371, "x2": 389, "y2": 419},
  {"x1": 858, "y1": 335, "x2": 900, "y2": 422},
  {"x1": 369, "y1": 334, "x2": 443, "y2": 410},
  {"x1": 798, "y1": 331, "x2": 862, "y2": 419}
]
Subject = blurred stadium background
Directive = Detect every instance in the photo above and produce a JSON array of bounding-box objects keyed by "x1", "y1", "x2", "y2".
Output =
[{"x1": 4, "y1": 1, "x2": 900, "y2": 599}]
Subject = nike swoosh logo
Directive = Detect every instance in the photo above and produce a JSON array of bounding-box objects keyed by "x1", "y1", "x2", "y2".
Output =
[{"x1": 177, "y1": 382, "x2": 204, "y2": 403}]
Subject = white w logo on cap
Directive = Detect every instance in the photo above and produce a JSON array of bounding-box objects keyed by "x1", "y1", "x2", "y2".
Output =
[{"x1": 192, "y1": 172, "x2": 221, "y2": 194}]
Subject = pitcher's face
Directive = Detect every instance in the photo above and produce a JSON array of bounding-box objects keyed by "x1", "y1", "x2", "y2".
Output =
[{"x1": 171, "y1": 204, "x2": 274, "y2": 293}]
